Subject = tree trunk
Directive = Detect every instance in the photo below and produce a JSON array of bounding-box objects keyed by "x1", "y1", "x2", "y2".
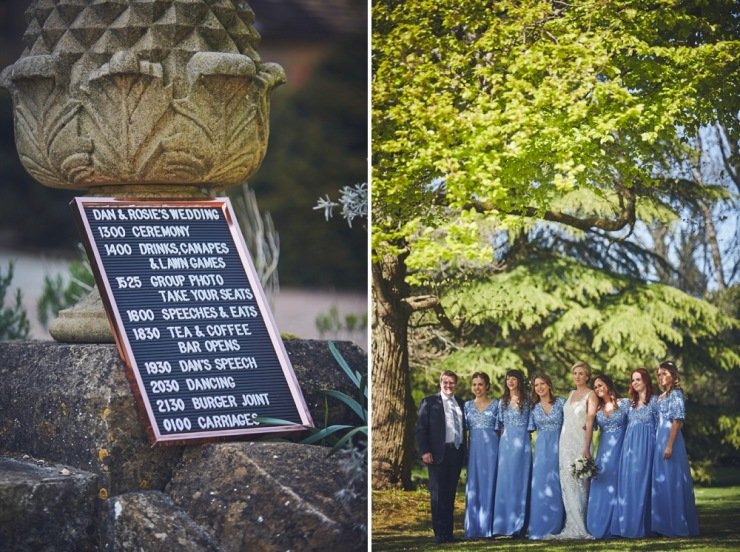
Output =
[
  {"x1": 371, "y1": 251, "x2": 415, "y2": 490},
  {"x1": 700, "y1": 201, "x2": 727, "y2": 291}
]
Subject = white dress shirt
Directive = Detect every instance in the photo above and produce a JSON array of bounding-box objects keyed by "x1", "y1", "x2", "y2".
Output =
[{"x1": 441, "y1": 393, "x2": 463, "y2": 448}]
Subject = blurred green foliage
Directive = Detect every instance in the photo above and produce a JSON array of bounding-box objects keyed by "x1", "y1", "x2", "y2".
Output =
[
  {"x1": 247, "y1": 34, "x2": 367, "y2": 290},
  {"x1": 37, "y1": 254, "x2": 94, "y2": 327},
  {"x1": 0, "y1": 262, "x2": 29, "y2": 339},
  {"x1": 315, "y1": 305, "x2": 368, "y2": 340}
]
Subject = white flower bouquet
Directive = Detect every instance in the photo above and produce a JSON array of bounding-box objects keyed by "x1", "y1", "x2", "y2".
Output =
[{"x1": 570, "y1": 456, "x2": 598, "y2": 480}]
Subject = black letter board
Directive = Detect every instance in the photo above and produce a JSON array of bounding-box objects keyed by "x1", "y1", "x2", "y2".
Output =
[{"x1": 72, "y1": 197, "x2": 313, "y2": 445}]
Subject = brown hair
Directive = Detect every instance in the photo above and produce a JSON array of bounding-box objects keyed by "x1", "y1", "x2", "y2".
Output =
[
  {"x1": 471, "y1": 371, "x2": 491, "y2": 389},
  {"x1": 439, "y1": 370, "x2": 458, "y2": 384},
  {"x1": 530, "y1": 373, "x2": 555, "y2": 406},
  {"x1": 592, "y1": 373, "x2": 620, "y2": 411},
  {"x1": 657, "y1": 360, "x2": 682, "y2": 392},
  {"x1": 628, "y1": 368, "x2": 654, "y2": 407}
]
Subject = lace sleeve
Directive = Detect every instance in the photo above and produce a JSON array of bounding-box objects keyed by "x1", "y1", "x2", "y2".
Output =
[
  {"x1": 668, "y1": 390, "x2": 686, "y2": 421},
  {"x1": 492, "y1": 400, "x2": 501, "y2": 431}
]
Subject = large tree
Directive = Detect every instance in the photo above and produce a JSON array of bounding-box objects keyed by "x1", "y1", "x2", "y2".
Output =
[{"x1": 372, "y1": 0, "x2": 739, "y2": 489}]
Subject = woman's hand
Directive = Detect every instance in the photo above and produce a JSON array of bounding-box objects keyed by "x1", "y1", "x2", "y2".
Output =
[
  {"x1": 422, "y1": 452, "x2": 434, "y2": 464},
  {"x1": 663, "y1": 446, "x2": 673, "y2": 460},
  {"x1": 582, "y1": 448, "x2": 591, "y2": 459}
]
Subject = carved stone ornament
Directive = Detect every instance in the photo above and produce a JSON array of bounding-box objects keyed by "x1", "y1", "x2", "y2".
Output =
[{"x1": 0, "y1": 0, "x2": 286, "y2": 197}]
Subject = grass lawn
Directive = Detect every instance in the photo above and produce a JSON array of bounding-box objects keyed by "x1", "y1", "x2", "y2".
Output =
[{"x1": 371, "y1": 483, "x2": 740, "y2": 550}]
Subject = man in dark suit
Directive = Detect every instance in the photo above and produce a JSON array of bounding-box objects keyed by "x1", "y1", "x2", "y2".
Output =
[{"x1": 415, "y1": 370, "x2": 466, "y2": 544}]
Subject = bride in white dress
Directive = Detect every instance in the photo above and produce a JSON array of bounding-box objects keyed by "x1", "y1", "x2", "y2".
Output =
[{"x1": 553, "y1": 361, "x2": 597, "y2": 539}]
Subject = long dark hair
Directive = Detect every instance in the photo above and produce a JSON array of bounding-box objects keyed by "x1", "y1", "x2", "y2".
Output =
[
  {"x1": 501, "y1": 369, "x2": 526, "y2": 411},
  {"x1": 628, "y1": 368, "x2": 654, "y2": 407},
  {"x1": 530, "y1": 373, "x2": 555, "y2": 406},
  {"x1": 592, "y1": 373, "x2": 620, "y2": 411}
]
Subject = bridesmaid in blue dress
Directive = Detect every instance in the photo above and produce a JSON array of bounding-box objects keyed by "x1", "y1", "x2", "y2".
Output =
[
  {"x1": 492, "y1": 369, "x2": 532, "y2": 537},
  {"x1": 586, "y1": 374, "x2": 629, "y2": 539},
  {"x1": 527, "y1": 373, "x2": 565, "y2": 539},
  {"x1": 464, "y1": 372, "x2": 500, "y2": 538},
  {"x1": 612, "y1": 368, "x2": 658, "y2": 538},
  {"x1": 651, "y1": 360, "x2": 699, "y2": 537}
]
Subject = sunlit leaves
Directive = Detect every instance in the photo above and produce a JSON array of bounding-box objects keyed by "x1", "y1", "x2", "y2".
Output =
[{"x1": 372, "y1": 0, "x2": 738, "y2": 259}]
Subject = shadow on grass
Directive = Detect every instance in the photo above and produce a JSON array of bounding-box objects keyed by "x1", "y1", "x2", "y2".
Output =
[{"x1": 372, "y1": 485, "x2": 740, "y2": 551}]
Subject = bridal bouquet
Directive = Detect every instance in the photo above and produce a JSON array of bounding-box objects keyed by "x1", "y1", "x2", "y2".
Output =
[{"x1": 570, "y1": 456, "x2": 598, "y2": 480}]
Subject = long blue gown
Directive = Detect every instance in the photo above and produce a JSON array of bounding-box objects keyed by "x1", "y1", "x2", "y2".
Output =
[
  {"x1": 651, "y1": 389, "x2": 699, "y2": 537},
  {"x1": 611, "y1": 395, "x2": 658, "y2": 538},
  {"x1": 464, "y1": 399, "x2": 500, "y2": 538},
  {"x1": 527, "y1": 397, "x2": 565, "y2": 539},
  {"x1": 586, "y1": 398, "x2": 629, "y2": 539},
  {"x1": 492, "y1": 401, "x2": 532, "y2": 536}
]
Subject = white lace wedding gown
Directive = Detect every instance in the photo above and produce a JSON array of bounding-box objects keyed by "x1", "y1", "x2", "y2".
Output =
[{"x1": 554, "y1": 390, "x2": 594, "y2": 539}]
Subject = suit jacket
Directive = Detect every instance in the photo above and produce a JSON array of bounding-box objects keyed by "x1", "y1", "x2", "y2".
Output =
[{"x1": 415, "y1": 393, "x2": 467, "y2": 465}]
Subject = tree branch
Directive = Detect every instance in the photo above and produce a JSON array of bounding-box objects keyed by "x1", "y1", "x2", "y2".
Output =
[
  {"x1": 465, "y1": 187, "x2": 637, "y2": 233},
  {"x1": 716, "y1": 125, "x2": 739, "y2": 193},
  {"x1": 402, "y1": 294, "x2": 461, "y2": 335}
]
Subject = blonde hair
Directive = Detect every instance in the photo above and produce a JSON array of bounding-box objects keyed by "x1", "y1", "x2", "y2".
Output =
[{"x1": 572, "y1": 361, "x2": 592, "y2": 383}]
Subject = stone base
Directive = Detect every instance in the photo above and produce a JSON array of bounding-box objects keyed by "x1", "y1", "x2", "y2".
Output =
[
  {"x1": 48, "y1": 286, "x2": 114, "y2": 343},
  {"x1": 0, "y1": 340, "x2": 367, "y2": 550}
]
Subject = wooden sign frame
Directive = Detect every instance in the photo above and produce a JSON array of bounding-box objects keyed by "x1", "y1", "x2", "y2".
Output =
[{"x1": 72, "y1": 197, "x2": 314, "y2": 445}]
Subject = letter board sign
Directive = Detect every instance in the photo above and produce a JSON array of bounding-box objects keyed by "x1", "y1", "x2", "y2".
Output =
[{"x1": 72, "y1": 197, "x2": 313, "y2": 444}]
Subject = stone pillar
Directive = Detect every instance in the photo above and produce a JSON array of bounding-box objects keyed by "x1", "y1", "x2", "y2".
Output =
[{"x1": 0, "y1": 0, "x2": 286, "y2": 342}]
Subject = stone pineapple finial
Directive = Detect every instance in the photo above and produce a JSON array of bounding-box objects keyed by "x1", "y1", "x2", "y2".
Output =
[{"x1": 1, "y1": 0, "x2": 286, "y2": 197}]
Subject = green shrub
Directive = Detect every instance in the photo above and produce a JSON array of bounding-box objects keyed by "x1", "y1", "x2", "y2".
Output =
[{"x1": 0, "y1": 262, "x2": 29, "y2": 340}]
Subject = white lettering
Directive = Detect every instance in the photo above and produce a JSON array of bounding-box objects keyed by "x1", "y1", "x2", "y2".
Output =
[
  {"x1": 191, "y1": 395, "x2": 238, "y2": 410},
  {"x1": 188, "y1": 274, "x2": 224, "y2": 287},
  {"x1": 196, "y1": 412, "x2": 259, "y2": 429},
  {"x1": 185, "y1": 376, "x2": 235, "y2": 391},
  {"x1": 161, "y1": 307, "x2": 219, "y2": 321},
  {"x1": 228, "y1": 305, "x2": 258, "y2": 318},
  {"x1": 150, "y1": 275, "x2": 186, "y2": 287},
  {"x1": 219, "y1": 288, "x2": 253, "y2": 301},
  {"x1": 206, "y1": 324, "x2": 252, "y2": 337},
  {"x1": 241, "y1": 393, "x2": 269, "y2": 406},
  {"x1": 158, "y1": 289, "x2": 189, "y2": 302},
  {"x1": 189, "y1": 289, "x2": 219, "y2": 301},
  {"x1": 92, "y1": 209, "x2": 117, "y2": 221},
  {"x1": 178, "y1": 358, "x2": 212, "y2": 372},
  {"x1": 214, "y1": 357, "x2": 258, "y2": 370},
  {"x1": 204, "y1": 339, "x2": 240, "y2": 353},
  {"x1": 178, "y1": 341, "x2": 201, "y2": 353},
  {"x1": 132, "y1": 225, "x2": 189, "y2": 238},
  {"x1": 168, "y1": 208, "x2": 220, "y2": 221}
]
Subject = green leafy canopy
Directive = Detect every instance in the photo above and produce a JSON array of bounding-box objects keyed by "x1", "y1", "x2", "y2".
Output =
[
  {"x1": 438, "y1": 256, "x2": 739, "y2": 377},
  {"x1": 372, "y1": 0, "x2": 739, "y2": 257}
]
